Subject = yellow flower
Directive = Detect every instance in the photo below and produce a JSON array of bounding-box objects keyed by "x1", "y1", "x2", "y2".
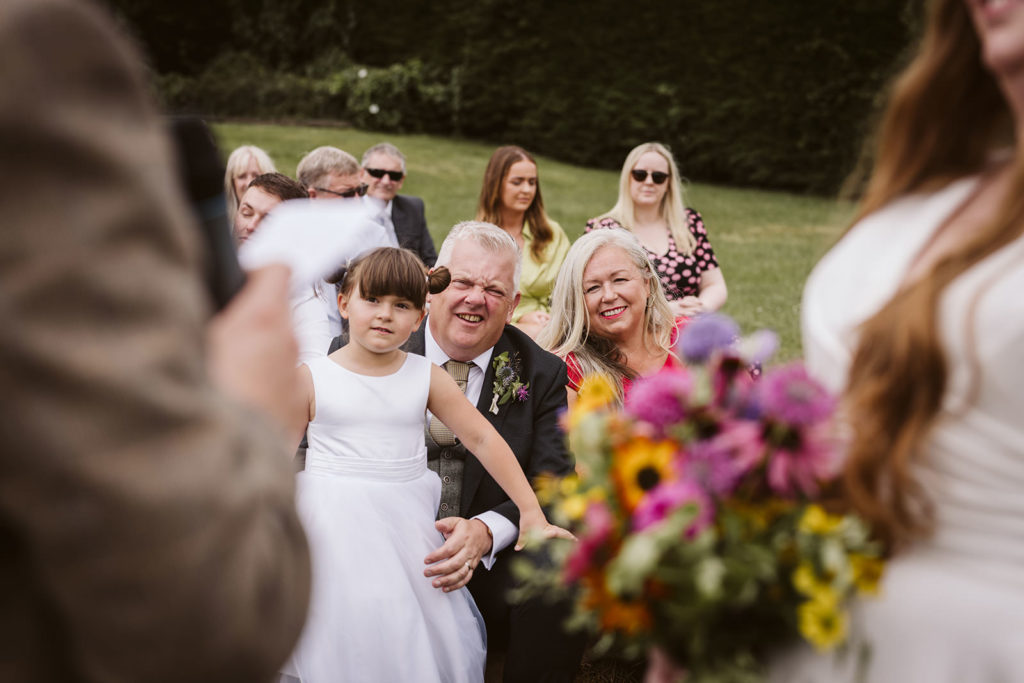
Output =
[
  {"x1": 560, "y1": 494, "x2": 588, "y2": 521},
  {"x1": 575, "y1": 374, "x2": 617, "y2": 413},
  {"x1": 850, "y1": 554, "x2": 885, "y2": 595},
  {"x1": 611, "y1": 437, "x2": 677, "y2": 511},
  {"x1": 799, "y1": 504, "x2": 844, "y2": 535},
  {"x1": 792, "y1": 562, "x2": 838, "y2": 603},
  {"x1": 798, "y1": 597, "x2": 848, "y2": 651},
  {"x1": 577, "y1": 376, "x2": 614, "y2": 409},
  {"x1": 559, "y1": 475, "x2": 580, "y2": 497}
]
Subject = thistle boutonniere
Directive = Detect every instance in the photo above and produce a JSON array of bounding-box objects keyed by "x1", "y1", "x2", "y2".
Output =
[{"x1": 489, "y1": 351, "x2": 530, "y2": 415}]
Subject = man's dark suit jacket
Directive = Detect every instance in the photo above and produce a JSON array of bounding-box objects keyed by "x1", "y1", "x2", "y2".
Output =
[{"x1": 392, "y1": 194, "x2": 437, "y2": 267}]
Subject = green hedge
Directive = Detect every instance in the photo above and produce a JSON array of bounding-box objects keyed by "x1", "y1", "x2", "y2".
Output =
[{"x1": 125, "y1": 0, "x2": 915, "y2": 194}]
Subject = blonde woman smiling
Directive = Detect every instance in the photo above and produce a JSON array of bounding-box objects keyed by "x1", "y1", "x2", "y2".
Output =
[{"x1": 538, "y1": 229, "x2": 679, "y2": 405}]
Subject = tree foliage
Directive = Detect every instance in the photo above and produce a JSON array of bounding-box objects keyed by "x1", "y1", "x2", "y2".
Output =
[{"x1": 108, "y1": 0, "x2": 915, "y2": 194}]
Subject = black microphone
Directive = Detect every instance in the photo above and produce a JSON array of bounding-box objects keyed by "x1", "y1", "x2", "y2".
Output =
[{"x1": 167, "y1": 116, "x2": 246, "y2": 311}]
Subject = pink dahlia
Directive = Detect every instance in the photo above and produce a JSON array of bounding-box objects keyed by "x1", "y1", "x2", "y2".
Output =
[
  {"x1": 632, "y1": 479, "x2": 712, "y2": 536},
  {"x1": 764, "y1": 422, "x2": 838, "y2": 497},
  {"x1": 624, "y1": 368, "x2": 693, "y2": 433},
  {"x1": 682, "y1": 420, "x2": 764, "y2": 495},
  {"x1": 757, "y1": 363, "x2": 835, "y2": 427}
]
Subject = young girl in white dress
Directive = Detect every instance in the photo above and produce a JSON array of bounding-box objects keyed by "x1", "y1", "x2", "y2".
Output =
[{"x1": 281, "y1": 247, "x2": 570, "y2": 683}]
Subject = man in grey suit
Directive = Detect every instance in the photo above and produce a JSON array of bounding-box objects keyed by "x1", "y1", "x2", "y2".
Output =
[{"x1": 361, "y1": 142, "x2": 438, "y2": 266}]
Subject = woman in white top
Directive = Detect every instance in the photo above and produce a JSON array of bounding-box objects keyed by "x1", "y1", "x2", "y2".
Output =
[{"x1": 769, "y1": 0, "x2": 1024, "y2": 680}]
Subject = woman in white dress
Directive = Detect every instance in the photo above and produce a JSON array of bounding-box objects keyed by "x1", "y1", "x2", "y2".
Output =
[{"x1": 771, "y1": 0, "x2": 1024, "y2": 680}]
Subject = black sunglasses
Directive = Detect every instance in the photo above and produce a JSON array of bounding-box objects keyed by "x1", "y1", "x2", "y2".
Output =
[
  {"x1": 365, "y1": 167, "x2": 405, "y2": 182},
  {"x1": 315, "y1": 183, "x2": 368, "y2": 198},
  {"x1": 630, "y1": 169, "x2": 670, "y2": 184}
]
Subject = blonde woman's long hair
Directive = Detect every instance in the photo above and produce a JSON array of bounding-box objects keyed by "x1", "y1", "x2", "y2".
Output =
[
  {"x1": 600, "y1": 142, "x2": 697, "y2": 255},
  {"x1": 224, "y1": 145, "x2": 275, "y2": 222},
  {"x1": 841, "y1": 0, "x2": 1024, "y2": 553},
  {"x1": 538, "y1": 228, "x2": 676, "y2": 404}
]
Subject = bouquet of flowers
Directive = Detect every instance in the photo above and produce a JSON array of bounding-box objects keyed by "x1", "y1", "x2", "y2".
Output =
[{"x1": 523, "y1": 314, "x2": 884, "y2": 681}]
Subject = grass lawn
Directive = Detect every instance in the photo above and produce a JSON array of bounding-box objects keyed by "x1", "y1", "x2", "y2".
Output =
[{"x1": 214, "y1": 122, "x2": 854, "y2": 360}]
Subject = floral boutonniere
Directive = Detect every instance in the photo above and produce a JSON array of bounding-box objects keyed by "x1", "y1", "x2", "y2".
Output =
[{"x1": 489, "y1": 351, "x2": 530, "y2": 415}]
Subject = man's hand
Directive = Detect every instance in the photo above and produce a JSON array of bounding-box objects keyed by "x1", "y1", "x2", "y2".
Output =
[{"x1": 423, "y1": 517, "x2": 493, "y2": 593}]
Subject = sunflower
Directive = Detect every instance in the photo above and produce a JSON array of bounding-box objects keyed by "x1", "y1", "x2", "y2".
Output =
[
  {"x1": 850, "y1": 554, "x2": 885, "y2": 595},
  {"x1": 611, "y1": 437, "x2": 678, "y2": 511},
  {"x1": 792, "y1": 562, "x2": 837, "y2": 601},
  {"x1": 798, "y1": 504, "x2": 844, "y2": 535},
  {"x1": 797, "y1": 597, "x2": 848, "y2": 652}
]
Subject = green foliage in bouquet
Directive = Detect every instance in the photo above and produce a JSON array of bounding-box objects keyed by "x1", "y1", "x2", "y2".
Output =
[{"x1": 516, "y1": 314, "x2": 884, "y2": 681}]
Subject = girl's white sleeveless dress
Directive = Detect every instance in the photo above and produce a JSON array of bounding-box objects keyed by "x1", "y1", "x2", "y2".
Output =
[
  {"x1": 769, "y1": 178, "x2": 1024, "y2": 681},
  {"x1": 282, "y1": 353, "x2": 486, "y2": 683}
]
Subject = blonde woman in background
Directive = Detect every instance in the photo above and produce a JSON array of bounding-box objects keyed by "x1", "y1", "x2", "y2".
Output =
[
  {"x1": 476, "y1": 145, "x2": 570, "y2": 339},
  {"x1": 586, "y1": 142, "x2": 726, "y2": 319},
  {"x1": 224, "y1": 145, "x2": 275, "y2": 226}
]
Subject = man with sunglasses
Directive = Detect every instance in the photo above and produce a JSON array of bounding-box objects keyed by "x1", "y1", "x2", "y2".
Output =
[
  {"x1": 361, "y1": 142, "x2": 437, "y2": 267},
  {"x1": 295, "y1": 146, "x2": 390, "y2": 354}
]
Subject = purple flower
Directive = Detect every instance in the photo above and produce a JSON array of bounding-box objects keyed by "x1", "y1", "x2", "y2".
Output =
[
  {"x1": 738, "y1": 329, "x2": 779, "y2": 366},
  {"x1": 633, "y1": 480, "x2": 711, "y2": 536},
  {"x1": 757, "y1": 363, "x2": 835, "y2": 426},
  {"x1": 677, "y1": 313, "x2": 740, "y2": 364},
  {"x1": 516, "y1": 385, "x2": 529, "y2": 402},
  {"x1": 623, "y1": 369, "x2": 693, "y2": 432}
]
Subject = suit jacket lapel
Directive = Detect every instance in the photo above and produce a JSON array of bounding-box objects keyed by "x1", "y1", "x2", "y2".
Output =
[{"x1": 461, "y1": 330, "x2": 514, "y2": 513}]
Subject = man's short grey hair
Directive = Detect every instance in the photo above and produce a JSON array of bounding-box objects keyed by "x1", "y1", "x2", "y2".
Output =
[
  {"x1": 435, "y1": 221, "x2": 522, "y2": 292},
  {"x1": 296, "y1": 146, "x2": 359, "y2": 188},
  {"x1": 361, "y1": 142, "x2": 406, "y2": 172}
]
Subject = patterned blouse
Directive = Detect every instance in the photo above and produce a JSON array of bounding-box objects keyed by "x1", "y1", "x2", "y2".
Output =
[{"x1": 584, "y1": 208, "x2": 719, "y2": 300}]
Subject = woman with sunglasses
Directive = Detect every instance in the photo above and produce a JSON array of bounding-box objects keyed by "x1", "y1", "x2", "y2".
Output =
[
  {"x1": 586, "y1": 142, "x2": 727, "y2": 319},
  {"x1": 476, "y1": 145, "x2": 570, "y2": 338}
]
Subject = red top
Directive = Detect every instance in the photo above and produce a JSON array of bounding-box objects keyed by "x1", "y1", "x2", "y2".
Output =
[{"x1": 565, "y1": 318, "x2": 687, "y2": 399}]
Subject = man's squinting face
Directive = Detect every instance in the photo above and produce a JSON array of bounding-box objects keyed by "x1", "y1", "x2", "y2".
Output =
[
  {"x1": 428, "y1": 240, "x2": 520, "y2": 361},
  {"x1": 233, "y1": 186, "x2": 282, "y2": 245},
  {"x1": 362, "y1": 152, "x2": 405, "y2": 202}
]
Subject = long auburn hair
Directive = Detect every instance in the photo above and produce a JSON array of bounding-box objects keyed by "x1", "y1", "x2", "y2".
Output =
[
  {"x1": 841, "y1": 0, "x2": 1024, "y2": 552},
  {"x1": 476, "y1": 146, "x2": 555, "y2": 261}
]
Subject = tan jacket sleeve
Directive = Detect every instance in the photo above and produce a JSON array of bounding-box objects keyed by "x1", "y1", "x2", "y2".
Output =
[{"x1": 0, "y1": 1, "x2": 310, "y2": 681}]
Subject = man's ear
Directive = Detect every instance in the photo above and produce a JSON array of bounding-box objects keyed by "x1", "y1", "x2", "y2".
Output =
[
  {"x1": 506, "y1": 292, "x2": 522, "y2": 323},
  {"x1": 307, "y1": 187, "x2": 317, "y2": 199}
]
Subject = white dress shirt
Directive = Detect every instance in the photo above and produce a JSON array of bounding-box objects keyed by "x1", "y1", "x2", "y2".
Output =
[
  {"x1": 424, "y1": 323, "x2": 517, "y2": 568},
  {"x1": 363, "y1": 195, "x2": 400, "y2": 247}
]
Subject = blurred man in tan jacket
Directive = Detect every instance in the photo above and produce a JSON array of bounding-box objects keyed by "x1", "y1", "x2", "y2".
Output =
[{"x1": 0, "y1": 1, "x2": 311, "y2": 681}]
